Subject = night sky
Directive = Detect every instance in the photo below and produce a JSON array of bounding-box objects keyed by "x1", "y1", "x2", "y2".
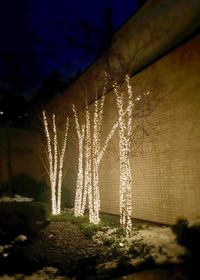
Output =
[{"x1": 0, "y1": 0, "x2": 143, "y2": 101}]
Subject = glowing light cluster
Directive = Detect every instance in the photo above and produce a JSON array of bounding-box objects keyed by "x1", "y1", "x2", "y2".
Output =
[
  {"x1": 83, "y1": 106, "x2": 93, "y2": 220},
  {"x1": 73, "y1": 105, "x2": 94, "y2": 222},
  {"x1": 114, "y1": 75, "x2": 133, "y2": 230},
  {"x1": 92, "y1": 91, "x2": 105, "y2": 224},
  {"x1": 57, "y1": 117, "x2": 69, "y2": 214},
  {"x1": 42, "y1": 111, "x2": 69, "y2": 215},
  {"x1": 73, "y1": 105, "x2": 85, "y2": 217},
  {"x1": 73, "y1": 74, "x2": 117, "y2": 224}
]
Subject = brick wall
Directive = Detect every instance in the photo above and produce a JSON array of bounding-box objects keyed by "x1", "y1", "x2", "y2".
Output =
[
  {"x1": 0, "y1": 128, "x2": 44, "y2": 183},
  {"x1": 102, "y1": 35, "x2": 200, "y2": 224},
  {"x1": 61, "y1": 34, "x2": 200, "y2": 224}
]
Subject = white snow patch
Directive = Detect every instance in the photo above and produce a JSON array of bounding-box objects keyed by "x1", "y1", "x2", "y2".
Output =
[
  {"x1": 92, "y1": 225, "x2": 186, "y2": 265},
  {"x1": 14, "y1": 235, "x2": 27, "y2": 243},
  {"x1": 0, "y1": 267, "x2": 69, "y2": 279},
  {"x1": 0, "y1": 244, "x2": 12, "y2": 255},
  {"x1": 0, "y1": 195, "x2": 33, "y2": 202}
]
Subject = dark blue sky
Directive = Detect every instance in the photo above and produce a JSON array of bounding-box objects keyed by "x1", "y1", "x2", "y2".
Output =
[{"x1": 0, "y1": 0, "x2": 141, "y2": 99}]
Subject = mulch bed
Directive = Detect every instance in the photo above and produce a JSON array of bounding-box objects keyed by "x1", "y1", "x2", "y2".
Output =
[{"x1": 0, "y1": 221, "x2": 107, "y2": 276}]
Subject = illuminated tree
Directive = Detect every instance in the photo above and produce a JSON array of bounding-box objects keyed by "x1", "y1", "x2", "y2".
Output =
[
  {"x1": 82, "y1": 106, "x2": 93, "y2": 220},
  {"x1": 91, "y1": 91, "x2": 119, "y2": 224},
  {"x1": 113, "y1": 75, "x2": 133, "y2": 230},
  {"x1": 42, "y1": 111, "x2": 69, "y2": 215},
  {"x1": 73, "y1": 105, "x2": 93, "y2": 220},
  {"x1": 73, "y1": 105, "x2": 85, "y2": 217},
  {"x1": 73, "y1": 78, "x2": 118, "y2": 224}
]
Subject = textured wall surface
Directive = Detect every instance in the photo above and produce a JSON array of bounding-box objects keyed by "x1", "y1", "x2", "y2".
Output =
[
  {"x1": 61, "y1": 33, "x2": 200, "y2": 224},
  {"x1": 0, "y1": 128, "x2": 43, "y2": 183},
  {"x1": 103, "y1": 34, "x2": 200, "y2": 224}
]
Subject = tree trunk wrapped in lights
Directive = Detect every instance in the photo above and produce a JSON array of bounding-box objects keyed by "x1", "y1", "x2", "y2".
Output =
[
  {"x1": 92, "y1": 93, "x2": 119, "y2": 224},
  {"x1": 92, "y1": 93, "x2": 105, "y2": 224},
  {"x1": 73, "y1": 105, "x2": 85, "y2": 217},
  {"x1": 57, "y1": 117, "x2": 69, "y2": 214},
  {"x1": 114, "y1": 75, "x2": 133, "y2": 230},
  {"x1": 82, "y1": 106, "x2": 93, "y2": 219},
  {"x1": 73, "y1": 77, "x2": 118, "y2": 224},
  {"x1": 42, "y1": 111, "x2": 69, "y2": 215},
  {"x1": 73, "y1": 105, "x2": 94, "y2": 222}
]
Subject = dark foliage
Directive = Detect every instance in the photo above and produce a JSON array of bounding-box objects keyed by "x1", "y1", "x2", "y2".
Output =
[
  {"x1": 172, "y1": 218, "x2": 200, "y2": 262},
  {"x1": 0, "y1": 174, "x2": 50, "y2": 203},
  {"x1": 0, "y1": 201, "x2": 50, "y2": 241}
]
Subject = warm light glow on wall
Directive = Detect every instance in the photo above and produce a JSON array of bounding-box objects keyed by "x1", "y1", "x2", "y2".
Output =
[{"x1": 42, "y1": 111, "x2": 69, "y2": 215}]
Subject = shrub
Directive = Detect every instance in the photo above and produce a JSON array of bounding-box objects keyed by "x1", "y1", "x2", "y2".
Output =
[
  {"x1": 50, "y1": 210, "x2": 118, "y2": 238},
  {"x1": 0, "y1": 174, "x2": 50, "y2": 203},
  {"x1": 0, "y1": 182, "x2": 7, "y2": 196},
  {"x1": 0, "y1": 201, "x2": 50, "y2": 240},
  {"x1": 71, "y1": 213, "x2": 119, "y2": 238},
  {"x1": 50, "y1": 210, "x2": 74, "y2": 222},
  {"x1": 172, "y1": 218, "x2": 200, "y2": 261},
  {"x1": 11, "y1": 174, "x2": 49, "y2": 202},
  {"x1": 172, "y1": 218, "x2": 189, "y2": 246}
]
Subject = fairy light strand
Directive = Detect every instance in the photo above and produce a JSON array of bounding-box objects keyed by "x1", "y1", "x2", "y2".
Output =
[
  {"x1": 57, "y1": 117, "x2": 69, "y2": 214},
  {"x1": 82, "y1": 107, "x2": 93, "y2": 221},
  {"x1": 42, "y1": 111, "x2": 69, "y2": 215},
  {"x1": 114, "y1": 75, "x2": 134, "y2": 230},
  {"x1": 73, "y1": 73, "x2": 118, "y2": 224},
  {"x1": 73, "y1": 105, "x2": 85, "y2": 217},
  {"x1": 42, "y1": 111, "x2": 56, "y2": 214},
  {"x1": 52, "y1": 114, "x2": 58, "y2": 214}
]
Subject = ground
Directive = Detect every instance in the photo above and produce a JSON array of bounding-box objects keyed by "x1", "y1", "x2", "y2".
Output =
[
  {"x1": 1, "y1": 212, "x2": 197, "y2": 280},
  {"x1": 22, "y1": 221, "x2": 106, "y2": 275}
]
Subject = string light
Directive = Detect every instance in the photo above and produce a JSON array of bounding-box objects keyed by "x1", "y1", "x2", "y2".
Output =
[
  {"x1": 73, "y1": 73, "x2": 118, "y2": 224},
  {"x1": 98, "y1": 122, "x2": 118, "y2": 164},
  {"x1": 82, "y1": 107, "x2": 93, "y2": 221},
  {"x1": 57, "y1": 117, "x2": 69, "y2": 214},
  {"x1": 92, "y1": 92, "x2": 105, "y2": 224},
  {"x1": 42, "y1": 111, "x2": 69, "y2": 215},
  {"x1": 89, "y1": 76, "x2": 118, "y2": 224},
  {"x1": 93, "y1": 93, "x2": 119, "y2": 224},
  {"x1": 73, "y1": 105, "x2": 85, "y2": 217},
  {"x1": 43, "y1": 111, "x2": 56, "y2": 215},
  {"x1": 113, "y1": 75, "x2": 133, "y2": 230},
  {"x1": 52, "y1": 114, "x2": 58, "y2": 214}
]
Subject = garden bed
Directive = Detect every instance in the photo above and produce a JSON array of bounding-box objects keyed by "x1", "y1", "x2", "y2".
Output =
[{"x1": 0, "y1": 211, "x2": 198, "y2": 279}]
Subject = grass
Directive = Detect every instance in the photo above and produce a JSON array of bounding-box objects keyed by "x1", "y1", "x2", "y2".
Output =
[{"x1": 50, "y1": 209, "x2": 119, "y2": 238}]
